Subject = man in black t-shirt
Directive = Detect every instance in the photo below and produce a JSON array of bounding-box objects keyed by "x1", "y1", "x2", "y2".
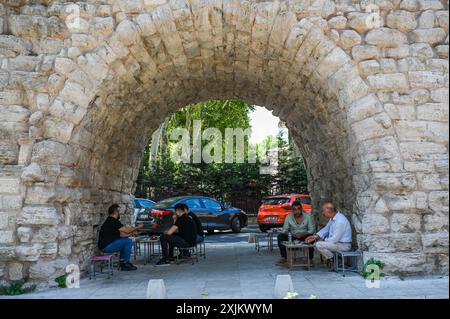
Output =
[
  {"x1": 98, "y1": 204, "x2": 144, "y2": 271},
  {"x1": 156, "y1": 203, "x2": 197, "y2": 266},
  {"x1": 189, "y1": 211, "x2": 205, "y2": 243}
]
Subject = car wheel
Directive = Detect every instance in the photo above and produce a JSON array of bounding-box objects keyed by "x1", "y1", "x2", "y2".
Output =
[
  {"x1": 259, "y1": 225, "x2": 268, "y2": 233},
  {"x1": 231, "y1": 217, "x2": 242, "y2": 233}
]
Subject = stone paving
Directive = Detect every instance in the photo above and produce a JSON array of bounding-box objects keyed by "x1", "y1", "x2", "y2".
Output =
[{"x1": 1, "y1": 230, "x2": 448, "y2": 299}]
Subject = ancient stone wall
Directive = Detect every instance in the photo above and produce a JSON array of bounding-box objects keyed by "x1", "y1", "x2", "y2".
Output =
[{"x1": 0, "y1": 0, "x2": 448, "y2": 283}]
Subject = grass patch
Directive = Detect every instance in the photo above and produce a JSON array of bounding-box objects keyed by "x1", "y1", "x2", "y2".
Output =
[{"x1": 0, "y1": 278, "x2": 36, "y2": 296}]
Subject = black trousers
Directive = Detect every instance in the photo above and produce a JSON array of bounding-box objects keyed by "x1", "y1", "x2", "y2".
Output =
[
  {"x1": 160, "y1": 234, "x2": 191, "y2": 259},
  {"x1": 277, "y1": 233, "x2": 314, "y2": 259}
]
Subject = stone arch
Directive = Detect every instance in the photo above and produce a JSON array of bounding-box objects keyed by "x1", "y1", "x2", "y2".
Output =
[{"x1": 0, "y1": 0, "x2": 448, "y2": 282}]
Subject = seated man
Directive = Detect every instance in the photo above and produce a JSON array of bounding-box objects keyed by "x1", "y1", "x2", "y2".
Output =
[
  {"x1": 189, "y1": 210, "x2": 205, "y2": 243},
  {"x1": 277, "y1": 201, "x2": 315, "y2": 264},
  {"x1": 156, "y1": 203, "x2": 197, "y2": 266},
  {"x1": 305, "y1": 201, "x2": 352, "y2": 270},
  {"x1": 98, "y1": 204, "x2": 144, "y2": 271}
]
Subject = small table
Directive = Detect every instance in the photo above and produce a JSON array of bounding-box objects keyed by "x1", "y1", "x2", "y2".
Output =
[
  {"x1": 134, "y1": 236, "x2": 160, "y2": 264},
  {"x1": 282, "y1": 241, "x2": 313, "y2": 270}
]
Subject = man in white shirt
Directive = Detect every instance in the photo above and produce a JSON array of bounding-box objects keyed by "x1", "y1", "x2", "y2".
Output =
[{"x1": 305, "y1": 202, "x2": 352, "y2": 269}]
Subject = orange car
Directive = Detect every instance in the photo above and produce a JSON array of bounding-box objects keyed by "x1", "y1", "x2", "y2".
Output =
[{"x1": 257, "y1": 194, "x2": 312, "y2": 232}]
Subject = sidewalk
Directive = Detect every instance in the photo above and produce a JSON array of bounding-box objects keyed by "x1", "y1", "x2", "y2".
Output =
[{"x1": 2, "y1": 240, "x2": 448, "y2": 299}]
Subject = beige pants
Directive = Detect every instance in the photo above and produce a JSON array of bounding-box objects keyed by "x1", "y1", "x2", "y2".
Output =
[{"x1": 315, "y1": 241, "x2": 351, "y2": 260}]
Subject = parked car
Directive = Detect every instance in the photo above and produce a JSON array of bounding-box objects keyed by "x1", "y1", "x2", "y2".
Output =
[
  {"x1": 257, "y1": 194, "x2": 312, "y2": 232},
  {"x1": 135, "y1": 196, "x2": 248, "y2": 235},
  {"x1": 132, "y1": 198, "x2": 156, "y2": 223}
]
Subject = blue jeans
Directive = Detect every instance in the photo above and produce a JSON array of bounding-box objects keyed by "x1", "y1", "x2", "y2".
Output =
[
  {"x1": 102, "y1": 237, "x2": 133, "y2": 262},
  {"x1": 196, "y1": 235, "x2": 204, "y2": 243}
]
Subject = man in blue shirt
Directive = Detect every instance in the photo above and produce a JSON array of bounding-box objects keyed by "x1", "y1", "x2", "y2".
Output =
[{"x1": 305, "y1": 201, "x2": 352, "y2": 270}]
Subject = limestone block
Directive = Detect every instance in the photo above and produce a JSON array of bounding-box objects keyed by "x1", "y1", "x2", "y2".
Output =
[
  {"x1": 58, "y1": 239, "x2": 72, "y2": 257},
  {"x1": 0, "y1": 230, "x2": 14, "y2": 244},
  {"x1": 408, "y1": 71, "x2": 447, "y2": 89},
  {"x1": 43, "y1": 117, "x2": 75, "y2": 143},
  {"x1": 366, "y1": 28, "x2": 407, "y2": 48},
  {"x1": 0, "y1": 246, "x2": 15, "y2": 262},
  {"x1": 429, "y1": 191, "x2": 449, "y2": 213},
  {"x1": 418, "y1": 10, "x2": 436, "y2": 29},
  {"x1": 422, "y1": 232, "x2": 449, "y2": 253},
  {"x1": 0, "y1": 212, "x2": 8, "y2": 230},
  {"x1": 0, "y1": 195, "x2": 23, "y2": 210},
  {"x1": 328, "y1": 16, "x2": 347, "y2": 29},
  {"x1": 17, "y1": 226, "x2": 32, "y2": 243},
  {"x1": 0, "y1": 35, "x2": 32, "y2": 55},
  {"x1": 435, "y1": 11, "x2": 449, "y2": 32},
  {"x1": 274, "y1": 275, "x2": 294, "y2": 299},
  {"x1": 347, "y1": 12, "x2": 380, "y2": 33},
  {"x1": 29, "y1": 258, "x2": 68, "y2": 281},
  {"x1": 31, "y1": 140, "x2": 76, "y2": 166},
  {"x1": 116, "y1": 19, "x2": 139, "y2": 46},
  {"x1": 362, "y1": 214, "x2": 390, "y2": 234},
  {"x1": 359, "y1": 60, "x2": 380, "y2": 77},
  {"x1": 391, "y1": 213, "x2": 422, "y2": 232},
  {"x1": 417, "y1": 103, "x2": 448, "y2": 121},
  {"x1": 435, "y1": 45, "x2": 449, "y2": 58},
  {"x1": 339, "y1": 30, "x2": 361, "y2": 49},
  {"x1": 418, "y1": 0, "x2": 444, "y2": 10},
  {"x1": 400, "y1": 0, "x2": 420, "y2": 11},
  {"x1": 367, "y1": 73, "x2": 409, "y2": 92},
  {"x1": 40, "y1": 242, "x2": 58, "y2": 258},
  {"x1": 17, "y1": 205, "x2": 61, "y2": 226},
  {"x1": 424, "y1": 212, "x2": 449, "y2": 232},
  {"x1": 361, "y1": 233, "x2": 422, "y2": 253},
  {"x1": 384, "y1": 103, "x2": 416, "y2": 120},
  {"x1": 373, "y1": 173, "x2": 417, "y2": 192},
  {"x1": 54, "y1": 57, "x2": 76, "y2": 75},
  {"x1": 0, "y1": 178, "x2": 20, "y2": 194},
  {"x1": 8, "y1": 262, "x2": 23, "y2": 281},
  {"x1": 410, "y1": 43, "x2": 434, "y2": 59},
  {"x1": 386, "y1": 10, "x2": 417, "y2": 32},
  {"x1": 146, "y1": 279, "x2": 167, "y2": 299},
  {"x1": 32, "y1": 227, "x2": 58, "y2": 243},
  {"x1": 15, "y1": 243, "x2": 43, "y2": 261},
  {"x1": 409, "y1": 28, "x2": 446, "y2": 45},
  {"x1": 352, "y1": 45, "x2": 379, "y2": 62},
  {"x1": 59, "y1": 80, "x2": 95, "y2": 108}
]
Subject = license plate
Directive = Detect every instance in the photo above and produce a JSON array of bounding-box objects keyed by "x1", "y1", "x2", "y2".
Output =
[
  {"x1": 138, "y1": 215, "x2": 149, "y2": 220},
  {"x1": 265, "y1": 216, "x2": 277, "y2": 221}
]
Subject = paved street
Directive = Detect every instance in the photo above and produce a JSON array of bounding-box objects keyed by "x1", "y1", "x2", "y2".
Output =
[{"x1": 2, "y1": 226, "x2": 448, "y2": 299}]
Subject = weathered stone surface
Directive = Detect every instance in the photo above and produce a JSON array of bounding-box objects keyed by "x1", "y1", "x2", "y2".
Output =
[
  {"x1": 391, "y1": 213, "x2": 422, "y2": 232},
  {"x1": 366, "y1": 28, "x2": 408, "y2": 48},
  {"x1": 15, "y1": 244, "x2": 43, "y2": 261},
  {"x1": 0, "y1": 0, "x2": 447, "y2": 283},
  {"x1": 409, "y1": 28, "x2": 447, "y2": 44},
  {"x1": 422, "y1": 232, "x2": 449, "y2": 253},
  {"x1": 386, "y1": 10, "x2": 418, "y2": 32},
  {"x1": 29, "y1": 258, "x2": 68, "y2": 281},
  {"x1": 17, "y1": 206, "x2": 61, "y2": 226}
]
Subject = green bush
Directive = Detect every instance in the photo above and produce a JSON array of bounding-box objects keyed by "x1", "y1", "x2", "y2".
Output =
[
  {"x1": 55, "y1": 275, "x2": 67, "y2": 288},
  {"x1": 361, "y1": 258, "x2": 385, "y2": 279},
  {"x1": 0, "y1": 278, "x2": 36, "y2": 296}
]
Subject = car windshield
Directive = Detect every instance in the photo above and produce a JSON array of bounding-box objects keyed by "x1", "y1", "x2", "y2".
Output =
[
  {"x1": 261, "y1": 197, "x2": 290, "y2": 205},
  {"x1": 138, "y1": 199, "x2": 155, "y2": 207},
  {"x1": 156, "y1": 197, "x2": 182, "y2": 207}
]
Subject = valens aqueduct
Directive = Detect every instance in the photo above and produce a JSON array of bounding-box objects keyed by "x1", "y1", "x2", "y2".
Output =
[{"x1": 0, "y1": 0, "x2": 448, "y2": 283}]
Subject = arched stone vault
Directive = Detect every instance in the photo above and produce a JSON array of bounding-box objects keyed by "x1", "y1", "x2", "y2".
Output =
[{"x1": 0, "y1": 0, "x2": 448, "y2": 283}]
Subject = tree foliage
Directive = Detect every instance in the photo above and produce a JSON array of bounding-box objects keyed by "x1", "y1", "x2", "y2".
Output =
[{"x1": 135, "y1": 99, "x2": 308, "y2": 212}]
